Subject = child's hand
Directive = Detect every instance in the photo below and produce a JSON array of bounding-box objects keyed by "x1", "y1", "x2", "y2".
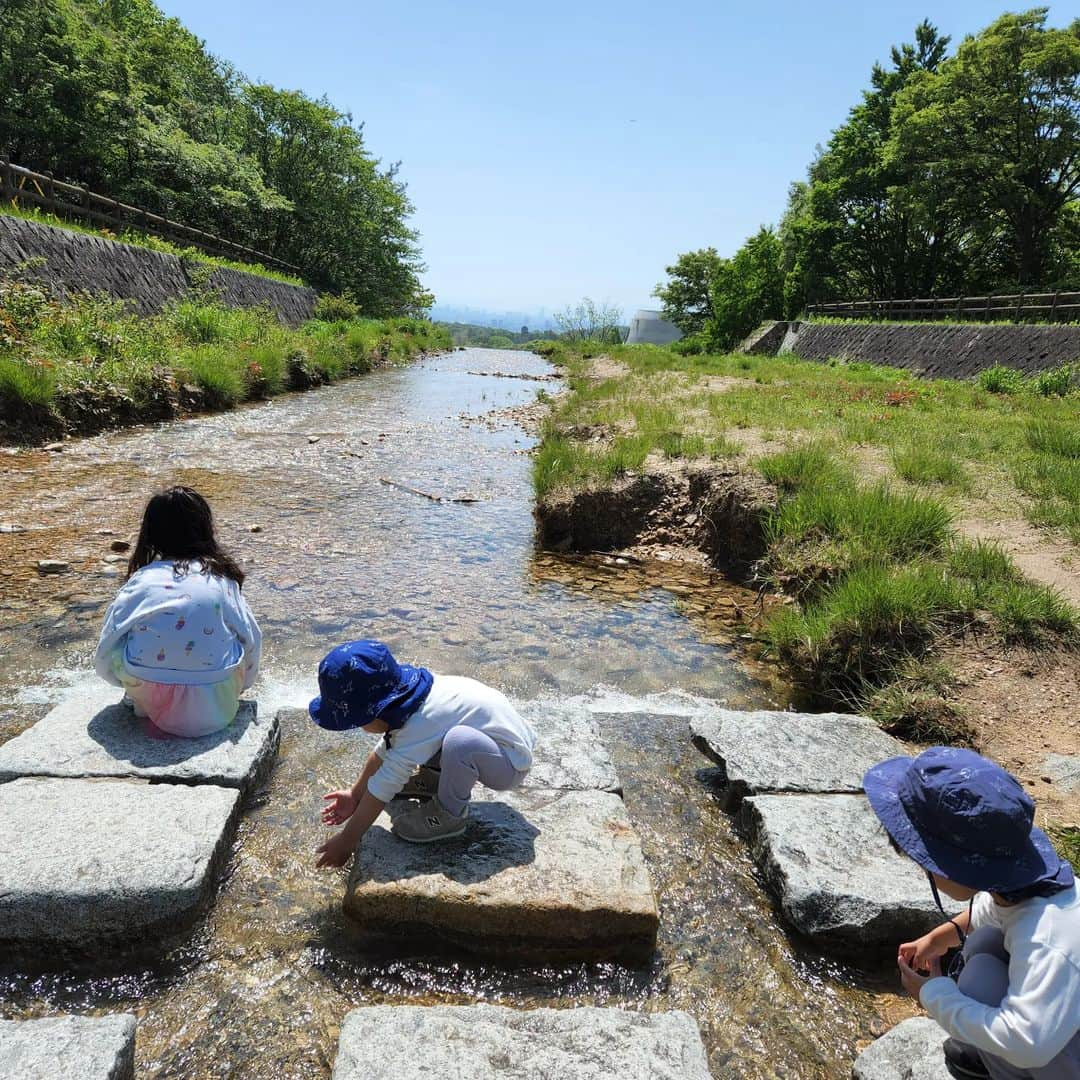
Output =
[
  {"x1": 315, "y1": 829, "x2": 357, "y2": 869},
  {"x1": 321, "y1": 789, "x2": 358, "y2": 826},
  {"x1": 898, "y1": 930, "x2": 949, "y2": 973},
  {"x1": 898, "y1": 954, "x2": 941, "y2": 999}
]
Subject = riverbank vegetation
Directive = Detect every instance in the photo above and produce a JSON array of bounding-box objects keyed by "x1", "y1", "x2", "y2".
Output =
[
  {"x1": 0, "y1": 201, "x2": 304, "y2": 286},
  {"x1": 533, "y1": 343, "x2": 1080, "y2": 732},
  {"x1": 0, "y1": 0, "x2": 429, "y2": 314},
  {"x1": 0, "y1": 277, "x2": 449, "y2": 443},
  {"x1": 654, "y1": 11, "x2": 1080, "y2": 350}
]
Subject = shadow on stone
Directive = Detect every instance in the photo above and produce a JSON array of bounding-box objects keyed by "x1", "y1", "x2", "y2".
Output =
[{"x1": 363, "y1": 799, "x2": 539, "y2": 885}]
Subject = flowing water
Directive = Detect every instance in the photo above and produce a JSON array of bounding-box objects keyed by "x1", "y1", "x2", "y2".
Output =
[{"x1": 0, "y1": 348, "x2": 907, "y2": 1077}]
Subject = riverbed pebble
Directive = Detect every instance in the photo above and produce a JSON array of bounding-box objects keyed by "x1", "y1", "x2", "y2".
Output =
[
  {"x1": 741, "y1": 793, "x2": 954, "y2": 951},
  {"x1": 0, "y1": 1014, "x2": 137, "y2": 1080},
  {"x1": 331, "y1": 1004, "x2": 710, "y2": 1080},
  {"x1": 0, "y1": 686, "x2": 277, "y2": 794},
  {"x1": 344, "y1": 787, "x2": 658, "y2": 963},
  {"x1": 690, "y1": 708, "x2": 905, "y2": 807},
  {"x1": 0, "y1": 777, "x2": 239, "y2": 949},
  {"x1": 1041, "y1": 753, "x2": 1080, "y2": 794},
  {"x1": 36, "y1": 559, "x2": 70, "y2": 574},
  {"x1": 852, "y1": 1017, "x2": 950, "y2": 1079}
]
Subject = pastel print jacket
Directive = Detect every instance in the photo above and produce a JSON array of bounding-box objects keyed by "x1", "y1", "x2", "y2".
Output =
[{"x1": 94, "y1": 560, "x2": 261, "y2": 688}]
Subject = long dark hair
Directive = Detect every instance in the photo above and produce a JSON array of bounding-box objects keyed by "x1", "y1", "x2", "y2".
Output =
[{"x1": 126, "y1": 486, "x2": 245, "y2": 586}]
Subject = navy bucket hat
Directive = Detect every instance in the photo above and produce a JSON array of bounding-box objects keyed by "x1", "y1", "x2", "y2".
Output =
[
  {"x1": 309, "y1": 640, "x2": 433, "y2": 732},
  {"x1": 864, "y1": 746, "x2": 1070, "y2": 894}
]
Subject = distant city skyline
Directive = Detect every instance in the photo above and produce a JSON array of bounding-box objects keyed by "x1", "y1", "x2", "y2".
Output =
[{"x1": 158, "y1": 1, "x2": 1071, "y2": 315}]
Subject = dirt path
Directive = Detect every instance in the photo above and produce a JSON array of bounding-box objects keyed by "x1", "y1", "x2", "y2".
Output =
[{"x1": 957, "y1": 514, "x2": 1080, "y2": 607}]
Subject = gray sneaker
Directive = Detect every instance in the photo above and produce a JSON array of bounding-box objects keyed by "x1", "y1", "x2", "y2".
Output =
[
  {"x1": 395, "y1": 765, "x2": 441, "y2": 800},
  {"x1": 392, "y1": 797, "x2": 468, "y2": 843}
]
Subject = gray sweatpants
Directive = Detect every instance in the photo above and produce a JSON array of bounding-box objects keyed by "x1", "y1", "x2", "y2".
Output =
[
  {"x1": 434, "y1": 725, "x2": 526, "y2": 817},
  {"x1": 958, "y1": 927, "x2": 1080, "y2": 1079}
]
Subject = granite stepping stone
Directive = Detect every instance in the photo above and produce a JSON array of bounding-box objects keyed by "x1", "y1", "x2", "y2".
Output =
[
  {"x1": 741, "y1": 793, "x2": 955, "y2": 951},
  {"x1": 0, "y1": 684, "x2": 276, "y2": 794},
  {"x1": 852, "y1": 1017, "x2": 949, "y2": 1079},
  {"x1": 0, "y1": 1014, "x2": 137, "y2": 1080},
  {"x1": 0, "y1": 777, "x2": 240, "y2": 952},
  {"x1": 331, "y1": 1004, "x2": 711, "y2": 1080},
  {"x1": 344, "y1": 787, "x2": 658, "y2": 963},
  {"x1": 691, "y1": 708, "x2": 905, "y2": 806}
]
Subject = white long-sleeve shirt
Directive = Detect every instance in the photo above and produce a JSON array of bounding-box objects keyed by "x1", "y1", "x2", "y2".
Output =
[
  {"x1": 94, "y1": 560, "x2": 261, "y2": 689},
  {"x1": 366, "y1": 675, "x2": 536, "y2": 804},
  {"x1": 920, "y1": 885, "x2": 1080, "y2": 1070}
]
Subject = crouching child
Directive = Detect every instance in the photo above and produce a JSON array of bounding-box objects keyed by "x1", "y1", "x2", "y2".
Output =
[
  {"x1": 864, "y1": 746, "x2": 1079, "y2": 1080},
  {"x1": 311, "y1": 640, "x2": 536, "y2": 868}
]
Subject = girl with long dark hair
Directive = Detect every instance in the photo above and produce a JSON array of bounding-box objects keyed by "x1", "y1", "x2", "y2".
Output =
[{"x1": 94, "y1": 486, "x2": 261, "y2": 737}]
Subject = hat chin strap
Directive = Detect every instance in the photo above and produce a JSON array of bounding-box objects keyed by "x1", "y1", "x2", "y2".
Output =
[{"x1": 927, "y1": 871, "x2": 973, "y2": 951}]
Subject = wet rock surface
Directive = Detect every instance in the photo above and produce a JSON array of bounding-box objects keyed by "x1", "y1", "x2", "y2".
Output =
[
  {"x1": 0, "y1": 1014, "x2": 137, "y2": 1080},
  {"x1": 741, "y1": 794, "x2": 950, "y2": 951},
  {"x1": 332, "y1": 1004, "x2": 711, "y2": 1080},
  {"x1": 0, "y1": 688, "x2": 275, "y2": 794},
  {"x1": 344, "y1": 787, "x2": 658, "y2": 963},
  {"x1": 0, "y1": 778, "x2": 239, "y2": 950},
  {"x1": 690, "y1": 709, "x2": 905, "y2": 806},
  {"x1": 852, "y1": 1017, "x2": 950, "y2": 1079}
]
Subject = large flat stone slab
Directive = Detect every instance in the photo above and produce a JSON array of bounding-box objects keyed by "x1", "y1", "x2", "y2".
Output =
[
  {"x1": 0, "y1": 1015, "x2": 136, "y2": 1080},
  {"x1": 517, "y1": 699, "x2": 621, "y2": 792},
  {"x1": 277, "y1": 703, "x2": 621, "y2": 794},
  {"x1": 344, "y1": 787, "x2": 658, "y2": 963},
  {"x1": 741, "y1": 794, "x2": 952, "y2": 951},
  {"x1": 332, "y1": 1005, "x2": 710, "y2": 1080},
  {"x1": 0, "y1": 684, "x2": 276, "y2": 794},
  {"x1": 852, "y1": 1018, "x2": 949, "y2": 1080},
  {"x1": 691, "y1": 708, "x2": 905, "y2": 806},
  {"x1": 0, "y1": 777, "x2": 240, "y2": 951}
]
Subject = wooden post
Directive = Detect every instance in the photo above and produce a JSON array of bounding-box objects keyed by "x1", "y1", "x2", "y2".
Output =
[
  {"x1": 1050, "y1": 291, "x2": 1060, "y2": 321},
  {"x1": 1015, "y1": 293, "x2": 1024, "y2": 322},
  {"x1": 0, "y1": 160, "x2": 11, "y2": 201},
  {"x1": 985, "y1": 294, "x2": 992, "y2": 319},
  {"x1": 44, "y1": 170, "x2": 55, "y2": 210}
]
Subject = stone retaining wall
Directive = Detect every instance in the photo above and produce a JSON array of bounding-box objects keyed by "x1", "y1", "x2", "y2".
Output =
[
  {"x1": 741, "y1": 319, "x2": 1080, "y2": 378},
  {"x1": 0, "y1": 215, "x2": 318, "y2": 325}
]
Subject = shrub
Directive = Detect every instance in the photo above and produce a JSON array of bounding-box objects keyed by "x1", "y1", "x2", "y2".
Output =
[
  {"x1": 314, "y1": 294, "x2": 360, "y2": 322},
  {"x1": 1029, "y1": 363, "x2": 1077, "y2": 397},
  {"x1": 977, "y1": 364, "x2": 1025, "y2": 394},
  {"x1": 0, "y1": 356, "x2": 55, "y2": 409},
  {"x1": 177, "y1": 346, "x2": 244, "y2": 408},
  {"x1": 169, "y1": 302, "x2": 230, "y2": 344}
]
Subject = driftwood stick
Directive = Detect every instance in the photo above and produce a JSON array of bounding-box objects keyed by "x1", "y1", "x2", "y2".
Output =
[{"x1": 379, "y1": 477, "x2": 482, "y2": 504}]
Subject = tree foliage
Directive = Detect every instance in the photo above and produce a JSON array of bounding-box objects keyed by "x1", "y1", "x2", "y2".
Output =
[
  {"x1": 657, "y1": 9, "x2": 1080, "y2": 328},
  {"x1": 554, "y1": 298, "x2": 624, "y2": 343},
  {"x1": 0, "y1": 0, "x2": 429, "y2": 314}
]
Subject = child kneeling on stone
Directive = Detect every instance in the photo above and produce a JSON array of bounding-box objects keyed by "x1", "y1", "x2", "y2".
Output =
[
  {"x1": 311, "y1": 640, "x2": 536, "y2": 867},
  {"x1": 94, "y1": 486, "x2": 261, "y2": 738},
  {"x1": 864, "y1": 746, "x2": 1079, "y2": 1080}
]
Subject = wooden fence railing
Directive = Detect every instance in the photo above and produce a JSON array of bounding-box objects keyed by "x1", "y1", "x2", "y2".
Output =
[
  {"x1": 0, "y1": 159, "x2": 300, "y2": 275},
  {"x1": 807, "y1": 292, "x2": 1080, "y2": 323}
]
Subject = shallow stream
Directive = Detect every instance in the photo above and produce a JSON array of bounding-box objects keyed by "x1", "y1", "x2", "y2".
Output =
[{"x1": 0, "y1": 348, "x2": 905, "y2": 1077}]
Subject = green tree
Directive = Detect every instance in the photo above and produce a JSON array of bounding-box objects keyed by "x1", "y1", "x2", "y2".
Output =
[
  {"x1": 889, "y1": 9, "x2": 1080, "y2": 286},
  {"x1": 554, "y1": 298, "x2": 624, "y2": 343},
  {"x1": 708, "y1": 227, "x2": 785, "y2": 350},
  {"x1": 652, "y1": 247, "x2": 723, "y2": 335}
]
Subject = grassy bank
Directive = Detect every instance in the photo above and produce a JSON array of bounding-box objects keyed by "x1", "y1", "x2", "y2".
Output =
[
  {"x1": 1, "y1": 201, "x2": 304, "y2": 286},
  {"x1": 0, "y1": 277, "x2": 450, "y2": 442},
  {"x1": 533, "y1": 342, "x2": 1080, "y2": 731}
]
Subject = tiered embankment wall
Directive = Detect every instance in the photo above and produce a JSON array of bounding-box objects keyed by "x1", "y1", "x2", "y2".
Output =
[
  {"x1": 0, "y1": 215, "x2": 318, "y2": 325},
  {"x1": 742, "y1": 320, "x2": 1080, "y2": 378}
]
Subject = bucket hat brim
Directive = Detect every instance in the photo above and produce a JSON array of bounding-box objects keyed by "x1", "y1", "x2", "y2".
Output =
[{"x1": 864, "y1": 755, "x2": 1061, "y2": 893}]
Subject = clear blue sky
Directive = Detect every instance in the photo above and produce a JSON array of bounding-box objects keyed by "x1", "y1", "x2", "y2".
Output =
[{"x1": 160, "y1": 1, "x2": 1066, "y2": 319}]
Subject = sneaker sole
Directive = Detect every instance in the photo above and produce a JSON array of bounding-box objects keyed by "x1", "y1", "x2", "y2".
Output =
[
  {"x1": 392, "y1": 824, "x2": 468, "y2": 844},
  {"x1": 944, "y1": 1060, "x2": 989, "y2": 1080}
]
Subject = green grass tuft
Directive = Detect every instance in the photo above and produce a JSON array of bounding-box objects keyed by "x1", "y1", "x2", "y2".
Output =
[
  {"x1": 0, "y1": 356, "x2": 55, "y2": 408},
  {"x1": 892, "y1": 443, "x2": 970, "y2": 489}
]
